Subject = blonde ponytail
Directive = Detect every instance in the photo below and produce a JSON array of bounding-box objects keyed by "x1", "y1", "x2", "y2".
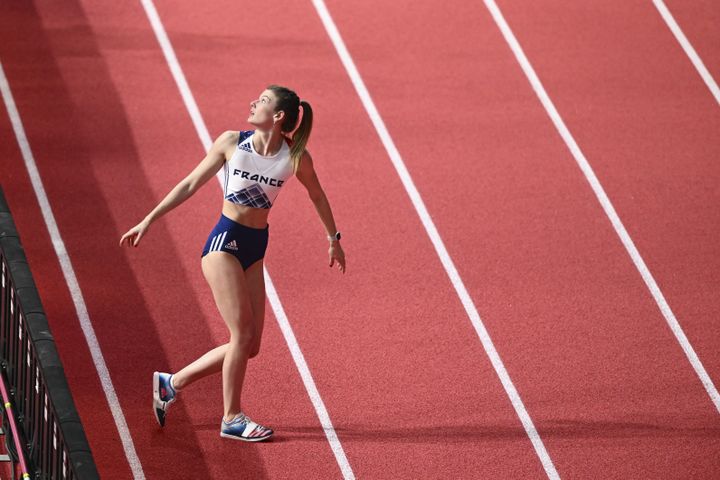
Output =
[{"x1": 290, "y1": 101, "x2": 313, "y2": 174}]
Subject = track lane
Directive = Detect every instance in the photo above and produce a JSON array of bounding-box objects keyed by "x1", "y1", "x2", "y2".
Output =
[
  {"x1": 0, "y1": 74, "x2": 134, "y2": 479},
  {"x1": 494, "y1": 0, "x2": 720, "y2": 408},
  {"x1": 322, "y1": 0, "x2": 720, "y2": 477},
  {"x1": 0, "y1": 1, "x2": 212, "y2": 477},
  {"x1": 2, "y1": 0, "x2": 343, "y2": 478},
  {"x1": 149, "y1": 0, "x2": 552, "y2": 477},
  {"x1": 661, "y1": 0, "x2": 720, "y2": 95}
]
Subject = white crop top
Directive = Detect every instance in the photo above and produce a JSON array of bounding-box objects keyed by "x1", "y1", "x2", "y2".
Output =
[{"x1": 222, "y1": 130, "x2": 294, "y2": 209}]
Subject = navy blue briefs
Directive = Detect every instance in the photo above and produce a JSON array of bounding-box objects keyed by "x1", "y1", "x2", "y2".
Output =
[{"x1": 201, "y1": 213, "x2": 269, "y2": 271}]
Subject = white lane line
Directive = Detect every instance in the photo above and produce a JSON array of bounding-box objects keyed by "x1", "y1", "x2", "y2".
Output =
[
  {"x1": 311, "y1": 1, "x2": 560, "y2": 478},
  {"x1": 138, "y1": 1, "x2": 355, "y2": 478},
  {"x1": 0, "y1": 61, "x2": 146, "y2": 479},
  {"x1": 264, "y1": 271, "x2": 355, "y2": 480},
  {"x1": 481, "y1": 0, "x2": 720, "y2": 414},
  {"x1": 653, "y1": 0, "x2": 720, "y2": 106}
]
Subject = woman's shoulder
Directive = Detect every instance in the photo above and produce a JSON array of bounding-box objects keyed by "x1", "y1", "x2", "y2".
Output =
[
  {"x1": 238, "y1": 130, "x2": 255, "y2": 144},
  {"x1": 219, "y1": 130, "x2": 255, "y2": 152},
  {"x1": 215, "y1": 130, "x2": 253, "y2": 143}
]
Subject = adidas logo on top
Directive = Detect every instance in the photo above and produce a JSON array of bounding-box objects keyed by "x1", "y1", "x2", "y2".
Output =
[
  {"x1": 225, "y1": 240, "x2": 239, "y2": 251},
  {"x1": 239, "y1": 141, "x2": 252, "y2": 152}
]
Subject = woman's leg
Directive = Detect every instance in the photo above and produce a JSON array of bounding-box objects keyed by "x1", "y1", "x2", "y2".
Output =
[
  {"x1": 201, "y1": 251, "x2": 255, "y2": 422},
  {"x1": 170, "y1": 344, "x2": 228, "y2": 390},
  {"x1": 167, "y1": 259, "x2": 267, "y2": 390},
  {"x1": 244, "y1": 259, "x2": 266, "y2": 358}
]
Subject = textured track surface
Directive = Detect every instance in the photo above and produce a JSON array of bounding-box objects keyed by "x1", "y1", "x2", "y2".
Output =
[{"x1": 1, "y1": 1, "x2": 718, "y2": 478}]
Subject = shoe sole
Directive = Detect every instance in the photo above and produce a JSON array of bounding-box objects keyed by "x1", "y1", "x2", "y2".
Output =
[{"x1": 220, "y1": 431, "x2": 274, "y2": 442}]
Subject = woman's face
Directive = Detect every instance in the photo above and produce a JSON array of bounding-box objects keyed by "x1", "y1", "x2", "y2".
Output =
[{"x1": 248, "y1": 90, "x2": 281, "y2": 128}]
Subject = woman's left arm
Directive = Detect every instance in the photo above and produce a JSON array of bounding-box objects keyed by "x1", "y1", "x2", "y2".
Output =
[{"x1": 295, "y1": 150, "x2": 346, "y2": 274}]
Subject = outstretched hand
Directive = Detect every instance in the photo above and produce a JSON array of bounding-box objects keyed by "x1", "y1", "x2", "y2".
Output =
[
  {"x1": 119, "y1": 220, "x2": 150, "y2": 248},
  {"x1": 329, "y1": 242, "x2": 346, "y2": 274}
]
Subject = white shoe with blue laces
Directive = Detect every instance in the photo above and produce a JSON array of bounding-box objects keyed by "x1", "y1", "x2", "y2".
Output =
[{"x1": 220, "y1": 412, "x2": 273, "y2": 442}]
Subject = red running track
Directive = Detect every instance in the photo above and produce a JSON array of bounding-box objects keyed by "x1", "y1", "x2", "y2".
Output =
[
  {"x1": 1, "y1": 0, "x2": 719, "y2": 478},
  {"x1": 662, "y1": 0, "x2": 720, "y2": 83}
]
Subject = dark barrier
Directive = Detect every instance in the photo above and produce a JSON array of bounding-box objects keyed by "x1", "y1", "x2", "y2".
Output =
[{"x1": 0, "y1": 186, "x2": 98, "y2": 479}]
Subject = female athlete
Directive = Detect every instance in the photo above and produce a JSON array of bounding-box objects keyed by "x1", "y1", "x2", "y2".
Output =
[{"x1": 119, "y1": 84, "x2": 346, "y2": 442}]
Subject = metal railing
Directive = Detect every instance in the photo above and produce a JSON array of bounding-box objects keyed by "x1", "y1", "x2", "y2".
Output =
[{"x1": 0, "y1": 186, "x2": 98, "y2": 479}]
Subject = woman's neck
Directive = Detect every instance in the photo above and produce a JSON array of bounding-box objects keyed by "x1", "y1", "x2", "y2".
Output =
[{"x1": 252, "y1": 128, "x2": 285, "y2": 157}]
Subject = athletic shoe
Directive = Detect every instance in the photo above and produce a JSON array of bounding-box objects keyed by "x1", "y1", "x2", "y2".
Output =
[
  {"x1": 153, "y1": 371, "x2": 177, "y2": 427},
  {"x1": 220, "y1": 413, "x2": 274, "y2": 442}
]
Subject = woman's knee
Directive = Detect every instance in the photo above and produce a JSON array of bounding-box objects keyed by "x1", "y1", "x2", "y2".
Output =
[{"x1": 228, "y1": 322, "x2": 257, "y2": 350}]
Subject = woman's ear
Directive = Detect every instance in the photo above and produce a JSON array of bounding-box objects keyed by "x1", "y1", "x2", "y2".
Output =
[{"x1": 273, "y1": 110, "x2": 285, "y2": 124}]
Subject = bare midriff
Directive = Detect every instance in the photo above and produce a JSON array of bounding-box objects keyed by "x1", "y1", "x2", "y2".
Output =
[{"x1": 221, "y1": 200, "x2": 270, "y2": 229}]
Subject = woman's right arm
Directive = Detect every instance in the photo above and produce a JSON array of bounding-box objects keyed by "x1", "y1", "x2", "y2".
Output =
[{"x1": 119, "y1": 131, "x2": 236, "y2": 248}]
